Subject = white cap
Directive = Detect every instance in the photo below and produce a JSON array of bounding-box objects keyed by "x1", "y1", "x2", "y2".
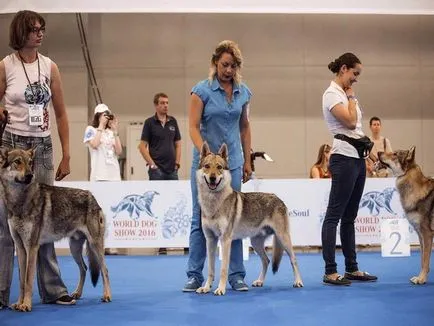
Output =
[{"x1": 94, "y1": 103, "x2": 110, "y2": 114}]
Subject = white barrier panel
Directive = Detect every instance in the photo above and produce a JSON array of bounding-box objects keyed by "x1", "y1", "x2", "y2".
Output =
[
  {"x1": 2, "y1": 0, "x2": 434, "y2": 14},
  {"x1": 54, "y1": 178, "x2": 418, "y2": 249}
]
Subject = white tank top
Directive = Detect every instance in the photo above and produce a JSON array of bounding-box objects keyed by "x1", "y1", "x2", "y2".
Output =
[{"x1": 3, "y1": 53, "x2": 52, "y2": 137}]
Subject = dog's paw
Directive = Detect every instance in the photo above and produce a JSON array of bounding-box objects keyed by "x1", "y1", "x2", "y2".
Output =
[
  {"x1": 213, "y1": 287, "x2": 226, "y2": 296},
  {"x1": 12, "y1": 303, "x2": 31, "y2": 312},
  {"x1": 71, "y1": 291, "x2": 82, "y2": 300},
  {"x1": 252, "y1": 280, "x2": 264, "y2": 287},
  {"x1": 196, "y1": 286, "x2": 211, "y2": 294},
  {"x1": 293, "y1": 279, "x2": 304, "y2": 288},
  {"x1": 410, "y1": 276, "x2": 427, "y2": 285},
  {"x1": 101, "y1": 295, "x2": 112, "y2": 302}
]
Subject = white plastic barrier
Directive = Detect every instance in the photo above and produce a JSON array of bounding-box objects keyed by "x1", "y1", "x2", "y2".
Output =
[{"x1": 53, "y1": 178, "x2": 418, "y2": 248}]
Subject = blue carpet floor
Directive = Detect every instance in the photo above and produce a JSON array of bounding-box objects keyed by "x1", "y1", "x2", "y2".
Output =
[{"x1": 1, "y1": 252, "x2": 433, "y2": 326}]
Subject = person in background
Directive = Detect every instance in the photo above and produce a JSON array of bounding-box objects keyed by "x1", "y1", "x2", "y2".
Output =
[
  {"x1": 83, "y1": 103, "x2": 122, "y2": 255},
  {"x1": 183, "y1": 40, "x2": 252, "y2": 293},
  {"x1": 366, "y1": 116, "x2": 392, "y2": 177},
  {"x1": 321, "y1": 52, "x2": 378, "y2": 286},
  {"x1": 0, "y1": 10, "x2": 75, "y2": 308},
  {"x1": 310, "y1": 144, "x2": 331, "y2": 178},
  {"x1": 84, "y1": 104, "x2": 122, "y2": 182},
  {"x1": 138, "y1": 93, "x2": 181, "y2": 180}
]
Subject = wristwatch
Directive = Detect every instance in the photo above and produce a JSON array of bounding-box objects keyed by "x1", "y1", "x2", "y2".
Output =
[
  {"x1": 150, "y1": 164, "x2": 157, "y2": 169},
  {"x1": 347, "y1": 95, "x2": 356, "y2": 100}
]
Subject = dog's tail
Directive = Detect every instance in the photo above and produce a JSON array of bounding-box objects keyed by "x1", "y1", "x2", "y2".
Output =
[
  {"x1": 86, "y1": 195, "x2": 106, "y2": 287},
  {"x1": 272, "y1": 236, "x2": 284, "y2": 274},
  {"x1": 87, "y1": 240, "x2": 101, "y2": 287}
]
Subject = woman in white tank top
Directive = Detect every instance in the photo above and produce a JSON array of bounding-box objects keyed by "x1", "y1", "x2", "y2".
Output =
[{"x1": 0, "y1": 10, "x2": 75, "y2": 308}]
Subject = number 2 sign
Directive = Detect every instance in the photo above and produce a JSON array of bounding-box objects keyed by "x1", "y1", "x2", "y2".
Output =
[{"x1": 381, "y1": 219, "x2": 411, "y2": 257}]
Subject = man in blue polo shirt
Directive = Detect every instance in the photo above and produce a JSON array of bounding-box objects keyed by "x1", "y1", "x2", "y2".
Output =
[{"x1": 138, "y1": 93, "x2": 181, "y2": 180}]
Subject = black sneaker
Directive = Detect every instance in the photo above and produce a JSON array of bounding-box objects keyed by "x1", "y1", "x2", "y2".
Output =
[
  {"x1": 323, "y1": 274, "x2": 351, "y2": 286},
  {"x1": 344, "y1": 271, "x2": 378, "y2": 282},
  {"x1": 52, "y1": 295, "x2": 76, "y2": 305},
  {"x1": 0, "y1": 302, "x2": 5, "y2": 310},
  {"x1": 231, "y1": 279, "x2": 249, "y2": 291},
  {"x1": 182, "y1": 277, "x2": 202, "y2": 292}
]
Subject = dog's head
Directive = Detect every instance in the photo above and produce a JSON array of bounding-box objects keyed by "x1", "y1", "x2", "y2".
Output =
[
  {"x1": 197, "y1": 142, "x2": 230, "y2": 191},
  {"x1": 378, "y1": 146, "x2": 415, "y2": 177},
  {"x1": 0, "y1": 148, "x2": 35, "y2": 185}
]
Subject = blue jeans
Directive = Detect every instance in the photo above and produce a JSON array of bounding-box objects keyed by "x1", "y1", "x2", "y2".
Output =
[
  {"x1": 148, "y1": 168, "x2": 178, "y2": 180},
  {"x1": 186, "y1": 164, "x2": 246, "y2": 285},
  {"x1": 321, "y1": 154, "x2": 366, "y2": 275},
  {"x1": 0, "y1": 132, "x2": 68, "y2": 305}
]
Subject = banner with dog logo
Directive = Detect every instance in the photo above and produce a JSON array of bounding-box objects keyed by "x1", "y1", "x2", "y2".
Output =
[{"x1": 54, "y1": 178, "x2": 418, "y2": 248}]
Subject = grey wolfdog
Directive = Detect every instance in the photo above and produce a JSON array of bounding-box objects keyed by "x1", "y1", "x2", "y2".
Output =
[
  {"x1": 196, "y1": 142, "x2": 303, "y2": 295},
  {"x1": 379, "y1": 146, "x2": 434, "y2": 285},
  {"x1": 0, "y1": 148, "x2": 111, "y2": 312}
]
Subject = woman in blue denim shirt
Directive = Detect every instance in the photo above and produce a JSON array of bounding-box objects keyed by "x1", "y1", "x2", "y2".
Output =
[{"x1": 183, "y1": 40, "x2": 253, "y2": 292}]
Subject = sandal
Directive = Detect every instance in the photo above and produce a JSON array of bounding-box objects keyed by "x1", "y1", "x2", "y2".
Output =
[
  {"x1": 323, "y1": 274, "x2": 351, "y2": 286},
  {"x1": 344, "y1": 271, "x2": 378, "y2": 282}
]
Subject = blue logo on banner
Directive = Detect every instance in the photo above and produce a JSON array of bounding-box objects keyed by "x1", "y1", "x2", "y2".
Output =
[
  {"x1": 111, "y1": 191, "x2": 160, "y2": 220},
  {"x1": 359, "y1": 187, "x2": 396, "y2": 216},
  {"x1": 161, "y1": 195, "x2": 190, "y2": 239}
]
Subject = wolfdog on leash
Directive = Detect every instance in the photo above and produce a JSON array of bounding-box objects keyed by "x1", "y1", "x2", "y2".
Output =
[
  {"x1": 195, "y1": 142, "x2": 303, "y2": 295},
  {"x1": 379, "y1": 146, "x2": 434, "y2": 285},
  {"x1": 0, "y1": 148, "x2": 111, "y2": 312}
]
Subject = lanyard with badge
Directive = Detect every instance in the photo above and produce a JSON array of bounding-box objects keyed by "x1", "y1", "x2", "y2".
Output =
[{"x1": 19, "y1": 52, "x2": 44, "y2": 126}]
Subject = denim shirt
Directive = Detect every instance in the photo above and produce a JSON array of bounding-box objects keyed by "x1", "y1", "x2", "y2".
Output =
[{"x1": 191, "y1": 78, "x2": 252, "y2": 170}]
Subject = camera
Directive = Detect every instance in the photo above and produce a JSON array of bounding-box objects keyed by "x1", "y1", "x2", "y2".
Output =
[{"x1": 103, "y1": 110, "x2": 114, "y2": 120}]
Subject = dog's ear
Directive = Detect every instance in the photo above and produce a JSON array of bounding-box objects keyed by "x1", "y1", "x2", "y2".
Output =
[
  {"x1": 407, "y1": 146, "x2": 415, "y2": 162},
  {"x1": 0, "y1": 147, "x2": 10, "y2": 167},
  {"x1": 218, "y1": 143, "x2": 228, "y2": 161},
  {"x1": 27, "y1": 148, "x2": 35, "y2": 160},
  {"x1": 200, "y1": 142, "x2": 211, "y2": 159}
]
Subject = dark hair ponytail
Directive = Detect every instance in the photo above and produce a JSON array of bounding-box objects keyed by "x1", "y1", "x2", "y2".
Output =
[{"x1": 328, "y1": 52, "x2": 361, "y2": 74}]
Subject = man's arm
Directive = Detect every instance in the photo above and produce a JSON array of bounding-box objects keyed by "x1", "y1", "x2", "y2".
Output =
[
  {"x1": 138, "y1": 140, "x2": 156, "y2": 167},
  {"x1": 174, "y1": 140, "x2": 181, "y2": 169}
]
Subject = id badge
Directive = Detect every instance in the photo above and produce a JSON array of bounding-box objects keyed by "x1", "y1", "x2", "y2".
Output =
[{"x1": 28, "y1": 104, "x2": 44, "y2": 126}]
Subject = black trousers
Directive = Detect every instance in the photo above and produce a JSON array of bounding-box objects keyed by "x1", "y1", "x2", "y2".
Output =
[{"x1": 322, "y1": 154, "x2": 366, "y2": 275}]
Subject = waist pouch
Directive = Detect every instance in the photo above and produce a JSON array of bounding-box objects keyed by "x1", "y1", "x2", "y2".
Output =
[{"x1": 334, "y1": 134, "x2": 374, "y2": 159}]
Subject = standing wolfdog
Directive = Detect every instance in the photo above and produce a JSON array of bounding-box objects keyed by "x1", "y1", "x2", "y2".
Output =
[
  {"x1": 0, "y1": 148, "x2": 111, "y2": 312},
  {"x1": 196, "y1": 143, "x2": 303, "y2": 295},
  {"x1": 379, "y1": 146, "x2": 434, "y2": 285}
]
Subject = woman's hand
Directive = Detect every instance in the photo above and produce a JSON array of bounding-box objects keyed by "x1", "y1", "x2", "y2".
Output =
[
  {"x1": 344, "y1": 86, "x2": 355, "y2": 98},
  {"x1": 108, "y1": 116, "x2": 118, "y2": 132},
  {"x1": 243, "y1": 161, "x2": 253, "y2": 183},
  {"x1": 55, "y1": 156, "x2": 70, "y2": 181}
]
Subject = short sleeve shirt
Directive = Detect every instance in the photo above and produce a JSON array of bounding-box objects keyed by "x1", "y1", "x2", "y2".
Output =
[
  {"x1": 191, "y1": 78, "x2": 252, "y2": 170},
  {"x1": 83, "y1": 126, "x2": 121, "y2": 181},
  {"x1": 140, "y1": 114, "x2": 181, "y2": 173},
  {"x1": 323, "y1": 81, "x2": 365, "y2": 159}
]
